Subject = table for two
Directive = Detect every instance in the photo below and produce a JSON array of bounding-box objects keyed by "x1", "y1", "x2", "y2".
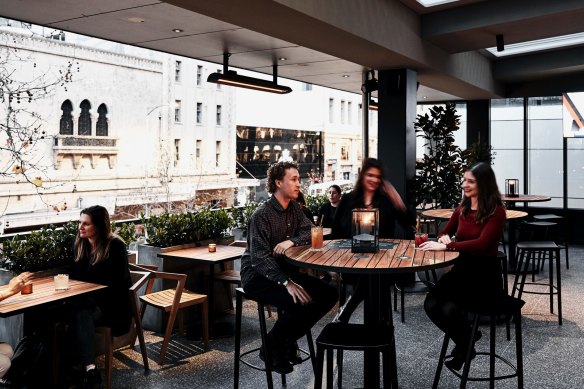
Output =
[
  {"x1": 158, "y1": 244, "x2": 245, "y2": 335},
  {"x1": 285, "y1": 239, "x2": 458, "y2": 388}
]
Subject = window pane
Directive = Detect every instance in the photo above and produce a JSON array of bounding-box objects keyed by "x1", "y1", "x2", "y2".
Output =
[{"x1": 492, "y1": 150, "x2": 524, "y2": 193}]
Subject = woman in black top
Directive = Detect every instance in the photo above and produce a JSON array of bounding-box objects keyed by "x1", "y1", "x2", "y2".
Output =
[
  {"x1": 317, "y1": 184, "x2": 341, "y2": 228},
  {"x1": 69, "y1": 205, "x2": 131, "y2": 387},
  {"x1": 332, "y1": 158, "x2": 414, "y2": 322}
]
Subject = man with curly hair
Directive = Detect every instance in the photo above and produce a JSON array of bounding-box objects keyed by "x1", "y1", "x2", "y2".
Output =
[{"x1": 240, "y1": 161, "x2": 337, "y2": 374}]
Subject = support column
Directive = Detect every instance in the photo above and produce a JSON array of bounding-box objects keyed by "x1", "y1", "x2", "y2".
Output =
[
  {"x1": 466, "y1": 100, "x2": 490, "y2": 148},
  {"x1": 377, "y1": 69, "x2": 417, "y2": 225}
]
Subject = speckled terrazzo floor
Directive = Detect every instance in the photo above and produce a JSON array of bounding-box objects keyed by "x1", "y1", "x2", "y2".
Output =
[{"x1": 106, "y1": 246, "x2": 584, "y2": 388}]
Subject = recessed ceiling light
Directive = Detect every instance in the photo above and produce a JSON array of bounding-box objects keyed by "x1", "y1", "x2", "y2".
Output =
[
  {"x1": 423, "y1": 96, "x2": 428, "y2": 99},
  {"x1": 172, "y1": 28, "x2": 184, "y2": 33},
  {"x1": 486, "y1": 32, "x2": 584, "y2": 57},
  {"x1": 416, "y1": 0, "x2": 460, "y2": 7},
  {"x1": 278, "y1": 57, "x2": 287, "y2": 61},
  {"x1": 127, "y1": 17, "x2": 145, "y2": 23},
  {"x1": 342, "y1": 75, "x2": 350, "y2": 78}
]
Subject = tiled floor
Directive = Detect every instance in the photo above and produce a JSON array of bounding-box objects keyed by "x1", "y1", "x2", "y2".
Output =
[{"x1": 108, "y1": 246, "x2": 584, "y2": 388}]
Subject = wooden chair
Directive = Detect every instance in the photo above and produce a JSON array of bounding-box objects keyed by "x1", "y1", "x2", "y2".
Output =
[
  {"x1": 94, "y1": 269, "x2": 151, "y2": 389},
  {"x1": 134, "y1": 264, "x2": 209, "y2": 365}
]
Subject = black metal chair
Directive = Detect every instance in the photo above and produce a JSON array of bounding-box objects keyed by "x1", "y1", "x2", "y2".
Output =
[
  {"x1": 233, "y1": 288, "x2": 315, "y2": 389},
  {"x1": 432, "y1": 295, "x2": 525, "y2": 389}
]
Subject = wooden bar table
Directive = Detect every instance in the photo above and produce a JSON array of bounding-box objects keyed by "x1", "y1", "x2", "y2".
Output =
[
  {"x1": 0, "y1": 276, "x2": 107, "y2": 318},
  {"x1": 158, "y1": 244, "x2": 245, "y2": 335},
  {"x1": 285, "y1": 239, "x2": 459, "y2": 389}
]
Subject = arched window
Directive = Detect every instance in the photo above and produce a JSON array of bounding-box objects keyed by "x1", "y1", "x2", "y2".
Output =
[
  {"x1": 78, "y1": 99, "x2": 92, "y2": 135},
  {"x1": 59, "y1": 100, "x2": 73, "y2": 135},
  {"x1": 96, "y1": 103, "x2": 108, "y2": 136}
]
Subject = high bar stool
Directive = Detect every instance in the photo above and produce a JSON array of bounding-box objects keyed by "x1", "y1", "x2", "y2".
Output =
[
  {"x1": 393, "y1": 269, "x2": 437, "y2": 323},
  {"x1": 314, "y1": 322, "x2": 394, "y2": 389},
  {"x1": 233, "y1": 288, "x2": 316, "y2": 389},
  {"x1": 511, "y1": 241, "x2": 562, "y2": 325},
  {"x1": 432, "y1": 295, "x2": 525, "y2": 389},
  {"x1": 532, "y1": 214, "x2": 569, "y2": 269}
]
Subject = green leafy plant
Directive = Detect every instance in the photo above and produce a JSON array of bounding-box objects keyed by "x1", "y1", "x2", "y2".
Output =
[
  {"x1": 306, "y1": 194, "x2": 329, "y2": 217},
  {"x1": 142, "y1": 211, "x2": 197, "y2": 248},
  {"x1": 462, "y1": 140, "x2": 496, "y2": 167},
  {"x1": 194, "y1": 207, "x2": 233, "y2": 242},
  {"x1": 113, "y1": 222, "x2": 137, "y2": 248},
  {"x1": 414, "y1": 103, "x2": 466, "y2": 209},
  {"x1": 0, "y1": 222, "x2": 77, "y2": 273},
  {"x1": 230, "y1": 201, "x2": 262, "y2": 236}
]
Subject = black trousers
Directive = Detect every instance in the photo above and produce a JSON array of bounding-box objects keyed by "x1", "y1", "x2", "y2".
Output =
[{"x1": 244, "y1": 272, "x2": 338, "y2": 347}]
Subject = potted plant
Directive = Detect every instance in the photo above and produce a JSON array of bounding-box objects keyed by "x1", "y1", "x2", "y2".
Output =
[
  {"x1": 230, "y1": 201, "x2": 262, "y2": 240},
  {"x1": 113, "y1": 222, "x2": 138, "y2": 264},
  {"x1": 306, "y1": 193, "x2": 329, "y2": 222},
  {"x1": 414, "y1": 103, "x2": 466, "y2": 209},
  {"x1": 0, "y1": 222, "x2": 77, "y2": 275}
]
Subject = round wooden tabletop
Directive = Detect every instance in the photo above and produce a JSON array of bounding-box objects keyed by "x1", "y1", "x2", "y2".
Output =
[
  {"x1": 421, "y1": 208, "x2": 528, "y2": 220},
  {"x1": 500, "y1": 194, "x2": 551, "y2": 203},
  {"x1": 284, "y1": 239, "x2": 458, "y2": 275}
]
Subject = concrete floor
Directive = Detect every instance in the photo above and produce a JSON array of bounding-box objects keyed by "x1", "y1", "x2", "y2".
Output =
[{"x1": 107, "y1": 245, "x2": 584, "y2": 388}]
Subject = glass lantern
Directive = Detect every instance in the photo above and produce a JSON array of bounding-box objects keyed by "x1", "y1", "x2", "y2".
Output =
[
  {"x1": 351, "y1": 208, "x2": 379, "y2": 253},
  {"x1": 505, "y1": 179, "x2": 519, "y2": 197}
]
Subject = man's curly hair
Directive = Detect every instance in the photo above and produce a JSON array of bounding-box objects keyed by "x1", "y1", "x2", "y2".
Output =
[{"x1": 266, "y1": 161, "x2": 299, "y2": 194}]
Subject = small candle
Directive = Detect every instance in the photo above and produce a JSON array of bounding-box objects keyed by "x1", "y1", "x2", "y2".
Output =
[{"x1": 208, "y1": 243, "x2": 216, "y2": 252}]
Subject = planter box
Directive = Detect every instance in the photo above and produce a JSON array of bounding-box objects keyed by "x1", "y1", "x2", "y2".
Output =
[{"x1": 0, "y1": 270, "x2": 22, "y2": 346}]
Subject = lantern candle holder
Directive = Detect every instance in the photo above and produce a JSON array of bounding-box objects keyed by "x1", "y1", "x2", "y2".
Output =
[
  {"x1": 351, "y1": 208, "x2": 379, "y2": 253},
  {"x1": 505, "y1": 179, "x2": 519, "y2": 197}
]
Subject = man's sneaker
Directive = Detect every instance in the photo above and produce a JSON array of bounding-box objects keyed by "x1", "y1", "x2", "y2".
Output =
[
  {"x1": 82, "y1": 368, "x2": 102, "y2": 389},
  {"x1": 286, "y1": 340, "x2": 303, "y2": 365},
  {"x1": 259, "y1": 346, "x2": 294, "y2": 374}
]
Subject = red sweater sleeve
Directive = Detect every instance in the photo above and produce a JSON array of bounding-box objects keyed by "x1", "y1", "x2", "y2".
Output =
[{"x1": 442, "y1": 206, "x2": 506, "y2": 256}]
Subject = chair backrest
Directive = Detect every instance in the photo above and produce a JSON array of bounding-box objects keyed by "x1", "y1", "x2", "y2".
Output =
[
  {"x1": 229, "y1": 240, "x2": 247, "y2": 248},
  {"x1": 130, "y1": 263, "x2": 188, "y2": 311}
]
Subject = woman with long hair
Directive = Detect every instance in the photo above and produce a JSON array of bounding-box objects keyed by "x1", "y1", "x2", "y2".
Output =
[
  {"x1": 69, "y1": 205, "x2": 131, "y2": 388},
  {"x1": 318, "y1": 184, "x2": 341, "y2": 228},
  {"x1": 420, "y1": 162, "x2": 506, "y2": 371},
  {"x1": 332, "y1": 158, "x2": 414, "y2": 322}
]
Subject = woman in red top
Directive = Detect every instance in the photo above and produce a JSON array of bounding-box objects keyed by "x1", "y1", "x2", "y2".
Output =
[{"x1": 419, "y1": 162, "x2": 506, "y2": 371}]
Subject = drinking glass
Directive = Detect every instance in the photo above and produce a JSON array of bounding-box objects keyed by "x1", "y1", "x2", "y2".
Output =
[
  {"x1": 415, "y1": 232, "x2": 428, "y2": 248},
  {"x1": 311, "y1": 226, "x2": 323, "y2": 251}
]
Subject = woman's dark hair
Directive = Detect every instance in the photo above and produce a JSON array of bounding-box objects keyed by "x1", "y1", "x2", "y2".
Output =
[
  {"x1": 460, "y1": 162, "x2": 503, "y2": 223},
  {"x1": 328, "y1": 185, "x2": 341, "y2": 195},
  {"x1": 353, "y1": 158, "x2": 386, "y2": 202},
  {"x1": 296, "y1": 191, "x2": 307, "y2": 205},
  {"x1": 266, "y1": 161, "x2": 299, "y2": 194},
  {"x1": 74, "y1": 205, "x2": 114, "y2": 265}
]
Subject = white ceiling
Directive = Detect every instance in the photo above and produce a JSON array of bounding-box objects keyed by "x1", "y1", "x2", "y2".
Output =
[{"x1": 2, "y1": 0, "x2": 584, "y2": 102}]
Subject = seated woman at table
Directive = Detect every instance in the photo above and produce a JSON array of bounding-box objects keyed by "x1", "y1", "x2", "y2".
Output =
[
  {"x1": 296, "y1": 191, "x2": 314, "y2": 223},
  {"x1": 419, "y1": 162, "x2": 506, "y2": 371},
  {"x1": 317, "y1": 184, "x2": 341, "y2": 228},
  {"x1": 68, "y1": 205, "x2": 131, "y2": 388},
  {"x1": 332, "y1": 157, "x2": 414, "y2": 323},
  {"x1": 0, "y1": 272, "x2": 33, "y2": 381}
]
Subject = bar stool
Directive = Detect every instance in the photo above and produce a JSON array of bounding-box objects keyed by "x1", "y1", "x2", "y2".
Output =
[
  {"x1": 314, "y1": 322, "x2": 393, "y2": 389},
  {"x1": 393, "y1": 270, "x2": 437, "y2": 323},
  {"x1": 233, "y1": 288, "x2": 316, "y2": 389},
  {"x1": 512, "y1": 241, "x2": 562, "y2": 325},
  {"x1": 532, "y1": 214, "x2": 569, "y2": 269},
  {"x1": 432, "y1": 295, "x2": 525, "y2": 389}
]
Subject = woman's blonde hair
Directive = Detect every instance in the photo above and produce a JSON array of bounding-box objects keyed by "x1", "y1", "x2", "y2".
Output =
[{"x1": 74, "y1": 205, "x2": 114, "y2": 265}]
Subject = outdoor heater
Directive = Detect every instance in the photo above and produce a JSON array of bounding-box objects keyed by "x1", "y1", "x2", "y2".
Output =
[
  {"x1": 351, "y1": 208, "x2": 379, "y2": 253},
  {"x1": 505, "y1": 179, "x2": 519, "y2": 197}
]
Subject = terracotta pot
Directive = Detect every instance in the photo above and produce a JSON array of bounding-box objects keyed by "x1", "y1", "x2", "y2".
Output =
[{"x1": 20, "y1": 283, "x2": 33, "y2": 295}]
